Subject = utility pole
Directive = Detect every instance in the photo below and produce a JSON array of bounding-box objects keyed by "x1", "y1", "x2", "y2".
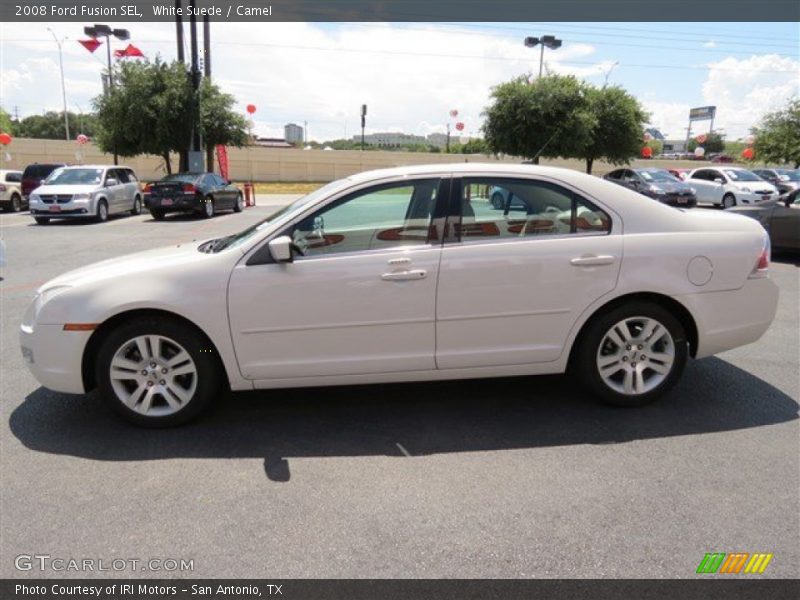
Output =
[
  {"x1": 46, "y1": 28, "x2": 69, "y2": 140},
  {"x1": 188, "y1": 11, "x2": 203, "y2": 172},
  {"x1": 203, "y1": 15, "x2": 213, "y2": 172},
  {"x1": 303, "y1": 120, "x2": 307, "y2": 144},
  {"x1": 175, "y1": 0, "x2": 187, "y2": 171},
  {"x1": 360, "y1": 104, "x2": 367, "y2": 151}
]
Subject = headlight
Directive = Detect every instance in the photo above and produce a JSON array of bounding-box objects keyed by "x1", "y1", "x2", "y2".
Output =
[
  {"x1": 71, "y1": 193, "x2": 92, "y2": 201},
  {"x1": 740, "y1": 187, "x2": 752, "y2": 193},
  {"x1": 22, "y1": 285, "x2": 71, "y2": 328},
  {"x1": 689, "y1": 188, "x2": 697, "y2": 194},
  {"x1": 30, "y1": 194, "x2": 40, "y2": 203},
  {"x1": 649, "y1": 186, "x2": 666, "y2": 194}
]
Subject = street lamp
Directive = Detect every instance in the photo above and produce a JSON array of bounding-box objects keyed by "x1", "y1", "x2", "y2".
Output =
[
  {"x1": 524, "y1": 35, "x2": 562, "y2": 78},
  {"x1": 46, "y1": 28, "x2": 69, "y2": 140},
  {"x1": 84, "y1": 24, "x2": 130, "y2": 163}
]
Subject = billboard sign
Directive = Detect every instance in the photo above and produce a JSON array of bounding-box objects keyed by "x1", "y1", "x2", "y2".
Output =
[{"x1": 689, "y1": 106, "x2": 716, "y2": 121}]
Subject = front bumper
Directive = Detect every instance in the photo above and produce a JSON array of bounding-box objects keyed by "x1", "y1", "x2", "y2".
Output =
[
  {"x1": 20, "y1": 322, "x2": 90, "y2": 394},
  {"x1": 736, "y1": 191, "x2": 776, "y2": 205},
  {"x1": 678, "y1": 277, "x2": 779, "y2": 359},
  {"x1": 29, "y1": 199, "x2": 95, "y2": 218}
]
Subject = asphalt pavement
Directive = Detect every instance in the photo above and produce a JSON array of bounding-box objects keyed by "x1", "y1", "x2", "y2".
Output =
[{"x1": 0, "y1": 197, "x2": 797, "y2": 579}]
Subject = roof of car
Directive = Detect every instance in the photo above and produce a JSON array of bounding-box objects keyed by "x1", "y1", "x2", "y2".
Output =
[
  {"x1": 346, "y1": 162, "x2": 600, "y2": 184},
  {"x1": 62, "y1": 164, "x2": 133, "y2": 169}
]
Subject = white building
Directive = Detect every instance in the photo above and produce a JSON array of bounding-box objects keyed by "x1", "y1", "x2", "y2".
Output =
[
  {"x1": 352, "y1": 132, "x2": 427, "y2": 147},
  {"x1": 284, "y1": 123, "x2": 304, "y2": 144}
]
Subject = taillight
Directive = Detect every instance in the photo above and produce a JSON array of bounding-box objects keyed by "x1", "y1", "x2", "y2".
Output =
[
  {"x1": 749, "y1": 236, "x2": 770, "y2": 278},
  {"x1": 143, "y1": 183, "x2": 153, "y2": 193},
  {"x1": 0, "y1": 184, "x2": 6, "y2": 192},
  {"x1": 182, "y1": 183, "x2": 197, "y2": 193}
]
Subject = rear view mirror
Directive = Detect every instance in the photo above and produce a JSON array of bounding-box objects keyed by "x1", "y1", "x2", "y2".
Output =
[
  {"x1": 105, "y1": 178, "x2": 118, "y2": 187},
  {"x1": 268, "y1": 235, "x2": 294, "y2": 263}
]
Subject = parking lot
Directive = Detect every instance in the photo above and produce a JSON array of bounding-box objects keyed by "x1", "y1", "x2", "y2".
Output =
[{"x1": 0, "y1": 198, "x2": 798, "y2": 578}]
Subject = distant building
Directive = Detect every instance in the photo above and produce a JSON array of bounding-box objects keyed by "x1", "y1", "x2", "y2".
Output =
[
  {"x1": 353, "y1": 132, "x2": 427, "y2": 147},
  {"x1": 254, "y1": 137, "x2": 293, "y2": 149},
  {"x1": 662, "y1": 139, "x2": 689, "y2": 153},
  {"x1": 284, "y1": 123, "x2": 304, "y2": 144},
  {"x1": 427, "y1": 132, "x2": 472, "y2": 148}
]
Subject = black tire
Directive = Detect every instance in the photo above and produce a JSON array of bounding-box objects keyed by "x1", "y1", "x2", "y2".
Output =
[
  {"x1": 131, "y1": 195, "x2": 142, "y2": 215},
  {"x1": 95, "y1": 199, "x2": 109, "y2": 223},
  {"x1": 10, "y1": 194, "x2": 22, "y2": 212},
  {"x1": 722, "y1": 193, "x2": 736, "y2": 209},
  {"x1": 150, "y1": 208, "x2": 166, "y2": 220},
  {"x1": 34, "y1": 216, "x2": 50, "y2": 225},
  {"x1": 490, "y1": 192, "x2": 505, "y2": 210},
  {"x1": 573, "y1": 301, "x2": 688, "y2": 407},
  {"x1": 233, "y1": 193, "x2": 244, "y2": 213},
  {"x1": 95, "y1": 316, "x2": 222, "y2": 427},
  {"x1": 201, "y1": 195, "x2": 215, "y2": 219}
]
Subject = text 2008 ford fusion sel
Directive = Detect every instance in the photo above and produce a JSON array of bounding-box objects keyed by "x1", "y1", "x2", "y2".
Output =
[{"x1": 20, "y1": 164, "x2": 779, "y2": 426}]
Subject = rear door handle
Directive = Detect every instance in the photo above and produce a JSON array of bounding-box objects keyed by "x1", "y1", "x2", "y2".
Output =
[
  {"x1": 570, "y1": 255, "x2": 615, "y2": 266},
  {"x1": 381, "y1": 269, "x2": 427, "y2": 281}
]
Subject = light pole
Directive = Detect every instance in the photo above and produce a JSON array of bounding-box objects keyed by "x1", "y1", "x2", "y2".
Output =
[
  {"x1": 602, "y1": 61, "x2": 619, "y2": 87},
  {"x1": 84, "y1": 24, "x2": 130, "y2": 164},
  {"x1": 524, "y1": 35, "x2": 562, "y2": 78},
  {"x1": 47, "y1": 28, "x2": 69, "y2": 140}
]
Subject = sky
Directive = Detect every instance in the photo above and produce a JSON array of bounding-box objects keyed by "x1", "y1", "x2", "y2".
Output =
[{"x1": 1, "y1": 21, "x2": 798, "y2": 142}]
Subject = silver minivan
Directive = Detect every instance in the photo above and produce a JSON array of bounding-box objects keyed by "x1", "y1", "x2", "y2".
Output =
[{"x1": 29, "y1": 165, "x2": 143, "y2": 224}]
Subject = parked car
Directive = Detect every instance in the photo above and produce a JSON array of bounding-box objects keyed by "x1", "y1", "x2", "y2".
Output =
[
  {"x1": 144, "y1": 172, "x2": 243, "y2": 220},
  {"x1": 21, "y1": 163, "x2": 67, "y2": 200},
  {"x1": 727, "y1": 190, "x2": 800, "y2": 252},
  {"x1": 28, "y1": 165, "x2": 143, "y2": 224},
  {"x1": 667, "y1": 168, "x2": 692, "y2": 181},
  {"x1": 603, "y1": 168, "x2": 697, "y2": 207},
  {"x1": 0, "y1": 169, "x2": 25, "y2": 212},
  {"x1": 710, "y1": 155, "x2": 735, "y2": 164},
  {"x1": 20, "y1": 164, "x2": 778, "y2": 426},
  {"x1": 751, "y1": 168, "x2": 800, "y2": 196},
  {"x1": 687, "y1": 167, "x2": 778, "y2": 207}
]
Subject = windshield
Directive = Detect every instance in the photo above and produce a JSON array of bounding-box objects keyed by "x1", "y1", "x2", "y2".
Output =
[
  {"x1": 204, "y1": 179, "x2": 348, "y2": 253},
  {"x1": 775, "y1": 169, "x2": 800, "y2": 181},
  {"x1": 45, "y1": 168, "x2": 104, "y2": 185},
  {"x1": 638, "y1": 169, "x2": 680, "y2": 183},
  {"x1": 723, "y1": 169, "x2": 761, "y2": 182}
]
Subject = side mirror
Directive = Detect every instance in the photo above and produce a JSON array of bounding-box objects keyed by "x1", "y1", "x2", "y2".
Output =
[
  {"x1": 713, "y1": 178, "x2": 724, "y2": 184},
  {"x1": 268, "y1": 235, "x2": 294, "y2": 263},
  {"x1": 105, "y1": 178, "x2": 118, "y2": 187}
]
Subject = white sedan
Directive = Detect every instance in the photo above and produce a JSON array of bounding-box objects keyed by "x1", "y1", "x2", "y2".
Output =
[
  {"x1": 20, "y1": 164, "x2": 779, "y2": 426},
  {"x1": 687, "y1": 167, "x2": 779, "y2": 207}
]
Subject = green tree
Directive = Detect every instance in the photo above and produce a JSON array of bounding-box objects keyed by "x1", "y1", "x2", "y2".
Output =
[
  {"x1": 199, "y1": 80, "x2": 249, "y2": 170},
  {"x1": 753, "y1": 99, "x2": 800, "y2": 168},
  {"x1": 482, "y1": 74, "x2": 595, "y2": 163},
  {"x1": 687, "y1": 132, "x2": 725, "y2": 154},
  {"x1": 580, "y1": 86, "x2": 648, "y2": 173},
  {"x1": 15, "y1": 111, "x2": 98, "y2": 139},
  {"x1": 461, "y1": 138, "x2": 490, "y2": 154},
  {"x1": 0, "y1": 107, "x2": 14, "y2": 134}
]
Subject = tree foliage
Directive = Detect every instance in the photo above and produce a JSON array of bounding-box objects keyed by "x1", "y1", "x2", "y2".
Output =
[
  {"x1": 13, "y1": 111, "x2": 99, "y2": 139},
  {"x1": 687, "y1": 132, "x2": 725, "y2": 154},
  {"x1": 483, "y1": 75, "x2": 595, "y2": 163},
  {"x1": 0, "y1": 108, "x2": 14, "y2": 134},
  {"x1": 580, "y1": 85, "x2": 649, "y2": 173},
  {"x1": 753, "y1": 99, "x2": 800, "y2": 168},
  {"x1": 93, "y1": 58, "x2": 248, "y2": 173}
]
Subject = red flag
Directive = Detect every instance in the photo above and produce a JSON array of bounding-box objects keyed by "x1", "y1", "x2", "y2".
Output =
[
  {"x1": 215, "y1": 145, "x2": 229, "y2": 180},
  {"x1": 125, "y1": 44, "x2": 144, "y2": 57},
  {"x1": 78, "y1": 38, "x2": 101, "y2": 53},
  {"x1": 114, "y1": 49, "x2": 126, "y2": 58}
]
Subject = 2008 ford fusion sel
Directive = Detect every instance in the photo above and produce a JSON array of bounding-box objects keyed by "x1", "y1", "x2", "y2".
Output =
[{"x1": 20, "y1": 164, "x2": 779, "y2": 426}]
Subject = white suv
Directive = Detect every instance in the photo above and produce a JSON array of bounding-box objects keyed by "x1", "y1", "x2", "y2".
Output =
[
  {"x1": 29, "y1": 165, "x2": 143, "y2": 224},
  {"x1": 687, "y1": 167, "x2": 778, "y2": 208}
]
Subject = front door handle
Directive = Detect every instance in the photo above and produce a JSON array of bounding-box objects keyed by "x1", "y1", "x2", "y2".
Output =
[
  {"x1": 570, "y1": 255, "x2": 615, "y2": 267},
  {"x1": 381, "y1": 269, "x2": 427, "y2": 281}
]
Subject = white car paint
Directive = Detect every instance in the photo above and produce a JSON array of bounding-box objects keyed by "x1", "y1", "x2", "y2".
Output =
[
  {"x1": 687, "y1": 167, "x2": 778, "y2": 207},
  {"x1": 20, "y1": 164, "x2": 779, "y2": 418}
]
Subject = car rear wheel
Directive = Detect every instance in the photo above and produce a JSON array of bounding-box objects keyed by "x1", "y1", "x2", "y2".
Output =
[
  {"x1": 574, "y1": 302, "x2": 688, "y2": 406},
  {"x1": 34, "y1": 216, "x2": 50, "y2": 225},
  {"x1": 131, "y1": 195, "x2": 142, "y2": 215},
  {"x1": 96, "y1": 199, "x2": 109, "y2": 223},
  {"x1": 233, "y1": 193, "x2": 244, "y2": 213},
  {"x1": 201, "y1": 195, "x2": 215, "y2": 219},
  {"x1": 150, "y1": 209, "x2": 165, "y2": 220},
  {"x1": 10, "y1": 194, "x2": 21, "y2": 212},
  {"x1": 490, "y1": 192, "x2": 505, "y2": 210},
  {"x1": 722, "y1": 193, "x2": 736, "y2": 208},
  {"x1": 95, "y1": 317, "x2": 222, "y2": 427}
]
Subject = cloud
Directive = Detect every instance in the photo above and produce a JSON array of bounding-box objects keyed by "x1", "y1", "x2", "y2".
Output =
[{"x1": 703, "y1": 41, "x2": 717, "y2": 48}]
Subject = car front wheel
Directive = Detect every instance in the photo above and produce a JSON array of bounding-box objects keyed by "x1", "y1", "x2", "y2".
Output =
[
  {"x1": 95, "y1": 317, "x2": 222, "y2": 426},
  {"x1": 722, "y1": 193, "x2": 736, "y2": 208},
  {"x1": 575, "y1": 302, "x2": 688, "y2": 406}
]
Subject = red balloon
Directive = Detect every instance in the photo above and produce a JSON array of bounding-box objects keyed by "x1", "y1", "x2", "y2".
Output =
[
  {"x1": 0, "y1": 132, "x2": 11, "y2": 145},
  {"x1": 742, "y1": 147, "x2": 754, "y2": 160},
  {"x1": 695, "y1": 134, "x2": 707, "y2": 144},
  {"x1": 455, "y1": 122, "x2": 465, "y2": 131},
  {"x1": 246, "y1": 104, "x2": 256, "y2": 114},
  {"x1": 641, "y1": 146, "x2": 653, "y2": 158},
  {"x1": 76, "y1": 134, "x2": 89, "y2": 145}
]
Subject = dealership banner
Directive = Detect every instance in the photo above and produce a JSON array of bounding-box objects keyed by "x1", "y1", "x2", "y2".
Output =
[
  {"x1": 3, "y1": 0, "x2": 798, "y2": 22},
  {"x1": 215, "y1": 145, "x2": 229, "y2": 181},
  {"x1": 3, "y1": 579, "x2": 799, "y2": 599}
]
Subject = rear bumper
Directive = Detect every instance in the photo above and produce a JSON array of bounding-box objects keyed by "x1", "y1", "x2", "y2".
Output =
[
  {"x1": 147, "y1": 193, "x2": 201, "y2": 211},
  {"x1": 678, "y1": 277, "x2": 779, "y2": 359}
]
